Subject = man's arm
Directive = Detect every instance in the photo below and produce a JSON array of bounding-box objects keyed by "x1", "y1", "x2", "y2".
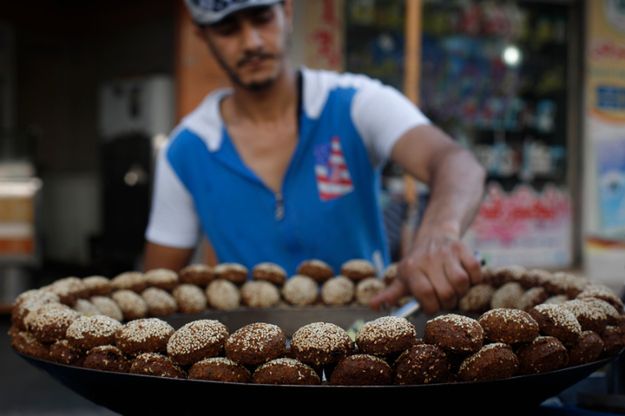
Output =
[
  {"x1": 143, "y1": 137, "x2": 202, "y2": 272},
  {"x1": 371, "y1": 124, "x2": 486, "y2": 314},
  {"x1": 143, "y1": 242, "x2": 194, "y2": 272}
]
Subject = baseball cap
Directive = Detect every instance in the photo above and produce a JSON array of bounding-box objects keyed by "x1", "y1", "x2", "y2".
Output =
[{"x1": 184, "y1": 0, "x2": 283, "y2": 25}]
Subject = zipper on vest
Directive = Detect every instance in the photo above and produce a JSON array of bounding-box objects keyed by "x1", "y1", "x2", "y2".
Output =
[{"x1": 275, "y1": 192, "x2": 285, "y2": 221}]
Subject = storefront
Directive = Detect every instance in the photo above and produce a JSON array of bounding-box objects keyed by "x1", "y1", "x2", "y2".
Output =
[{"x1": 342, "y1": 0, "x2": 583, "y2": 270}]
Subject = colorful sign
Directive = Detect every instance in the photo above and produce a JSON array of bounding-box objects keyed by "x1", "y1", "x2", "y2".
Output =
[
  {"x1": 587, "y1": 0, "x2": 625, "y2": 123},
  {"x1": 302, "y1": 0, "x2": 344, "y2": 70},
  {"x1": 466, "y1": 184, "x2": 572, "y2": 268},
  {"x1": 595, "y1": 139, "x2": 625, "y2": 235},
  {"x1": 586, "y1": 0, "x2": 625, "y2": 236}
]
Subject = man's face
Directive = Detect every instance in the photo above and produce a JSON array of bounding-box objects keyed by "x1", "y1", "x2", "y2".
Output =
[{"x1": 199, "y1": 3, "x2": 291, "y2": 91}]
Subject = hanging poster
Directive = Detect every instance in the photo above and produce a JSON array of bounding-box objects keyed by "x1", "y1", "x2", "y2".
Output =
[
  {"x1": 587, "y1": 0, "x2": 625, "y2": 236},
  {"x1": 466, "y1": 184, "x2": 572, "y2": 268},
  {"x1": 596, "y1": 139, "x2": 625, "y2": 235},
  {"x1": 301, "y1": 0, "x2": 344, "y2": 70}
]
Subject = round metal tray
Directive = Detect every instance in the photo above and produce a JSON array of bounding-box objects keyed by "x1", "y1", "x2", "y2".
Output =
[
  {"x1": 19, "y1": 353, "x2": 615, "y2": 415},
  {"x1": 14, "y1": 307, "x2": 621, "y2": 414}
]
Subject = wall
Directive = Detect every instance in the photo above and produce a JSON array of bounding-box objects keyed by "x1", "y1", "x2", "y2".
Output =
[
  {"x1": 41, "y1": 173, "x2": 100, "y2": 265},
  {"x1": 174, "y1": 0, "x2": 229, "y2": 121},
  {"x1": 14, "y1": 0, "x2": 174, "y2": 172},
  {"x1": 2, "y1": 0, "x2": 175, "y2": 265}
]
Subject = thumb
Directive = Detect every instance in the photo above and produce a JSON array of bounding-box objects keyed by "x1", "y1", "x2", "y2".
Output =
[{"x1": 369, "y1": 279, "x2": 407, "y2": 310}]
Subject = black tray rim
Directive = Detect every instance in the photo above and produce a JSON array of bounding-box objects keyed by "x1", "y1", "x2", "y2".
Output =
[{"x1": 17, "y1": 350, "x2": 619, "y2": 390}]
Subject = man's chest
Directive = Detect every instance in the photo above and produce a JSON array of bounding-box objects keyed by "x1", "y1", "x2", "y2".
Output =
[
  {"x1": 227, "y1": 123, "x2": 297, "y2": 192},
  {"x1": 179, "y1": 121, "x2": 385, "y2": 270}
]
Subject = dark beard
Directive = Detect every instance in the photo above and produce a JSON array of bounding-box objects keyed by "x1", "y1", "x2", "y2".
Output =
[
  {"x1": 236, "y1": 73, "x2": 277, "y2": 91},
  {"x1": 208, "y1": 42, "x2": 280, "y2": 91}
]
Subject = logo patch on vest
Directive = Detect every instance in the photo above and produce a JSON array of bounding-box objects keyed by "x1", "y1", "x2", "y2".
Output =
[{"x1": 314, "y1": 136, "x2": 354, "y2": 201}]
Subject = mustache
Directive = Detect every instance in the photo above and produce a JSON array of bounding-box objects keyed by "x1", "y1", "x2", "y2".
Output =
[{"x1": 236, "y1": 51, "x2": 278, "y2": 68}]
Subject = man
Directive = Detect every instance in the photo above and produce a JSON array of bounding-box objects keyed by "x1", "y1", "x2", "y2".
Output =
[{"x1": 143, "y1": 0, "x2": 486, "y2": 314}]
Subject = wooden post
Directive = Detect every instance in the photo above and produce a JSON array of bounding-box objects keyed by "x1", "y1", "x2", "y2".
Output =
[
  {"x1": 401, "y1": 0, "x2": 422, "y2": 255},
  {"x1": 402, "y1": 0, "x2": 422, "y2": 206},
  {"x1": 403, "y1": 0, "x2": 422, "y2": 106}
]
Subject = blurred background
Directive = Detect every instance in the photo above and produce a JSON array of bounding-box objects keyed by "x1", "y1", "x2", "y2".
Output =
[
  {"x1": 1, "y1": 0, "x2": 625, "y2": 412},
  {"x1": 0, "y1": 0, "x2": 623, "y2": 307}
]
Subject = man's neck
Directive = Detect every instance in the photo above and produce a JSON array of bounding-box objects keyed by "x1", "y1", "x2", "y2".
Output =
[{"x1": 224, "y1": 65, "x2": 298, "y2": 125}]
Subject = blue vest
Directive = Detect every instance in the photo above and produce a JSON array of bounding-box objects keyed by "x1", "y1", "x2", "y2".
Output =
[{"x1": 166, "y1": 82, "x2": 389, "y2": 276}]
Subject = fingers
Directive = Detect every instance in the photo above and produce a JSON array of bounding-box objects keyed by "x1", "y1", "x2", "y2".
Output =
[
  {"x1": 370, "y1": 264, "x2": 442, "y2": 314},
  {"x1": 458, "y1": 244, "x2": 482, "y2": 286},
  {"x1": 425, "y1": 261, "x2": 457, "y2": 311},
  {"x1": 403, "y1": 269, "x2": 440, "y2": 315},
  {"x1": 373, "y1": 240, "x2": 480, "y2": 315},
  {"x1": 369, "y1": 279, "x2": 407, "y2": 310},
  {"x1": 392, "y1": 241, "x2": 479, "y2": 314},
  {"x1": 444, "y1": 259, "x2": 470, "y2": 297}
]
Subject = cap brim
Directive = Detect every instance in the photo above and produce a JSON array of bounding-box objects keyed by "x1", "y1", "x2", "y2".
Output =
[{"x1": 188, "y1": 0, "x2": 283, "y2": 26}]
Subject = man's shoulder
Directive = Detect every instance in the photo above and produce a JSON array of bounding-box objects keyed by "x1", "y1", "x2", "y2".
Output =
[
  {"x1": 301, "y1": 68, "x2": 382, "y2": 118},
  {"x1": 171, "y1": 88, "x2": 230, "y2": 152},
  {"x1": 302, "y1": 68, "x2": 382, "y2": 92}
]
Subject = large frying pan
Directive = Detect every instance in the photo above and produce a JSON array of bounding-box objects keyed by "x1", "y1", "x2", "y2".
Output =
[
  {"x1": 14, "y1": 307, "x2": 620, "y2": 415},
  {"x1": 19, "y1": 353, "x2": 615, "y2": 415}
]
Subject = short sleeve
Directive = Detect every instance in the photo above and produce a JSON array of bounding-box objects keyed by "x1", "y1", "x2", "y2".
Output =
[
  {"x1": 351, "y1": 80, "x2": 430, "y2": 167},
  {"x1": 145, "y1": 143, "x2": 200, "y2": 248}
]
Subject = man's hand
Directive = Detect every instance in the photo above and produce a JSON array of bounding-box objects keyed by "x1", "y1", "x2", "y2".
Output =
[
  {"x1": 371, "y1": 234, "x2": 481, "y2": 314},
  {"x1": 371, "y1": 111, "x2": 485, "y2": 314}
]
